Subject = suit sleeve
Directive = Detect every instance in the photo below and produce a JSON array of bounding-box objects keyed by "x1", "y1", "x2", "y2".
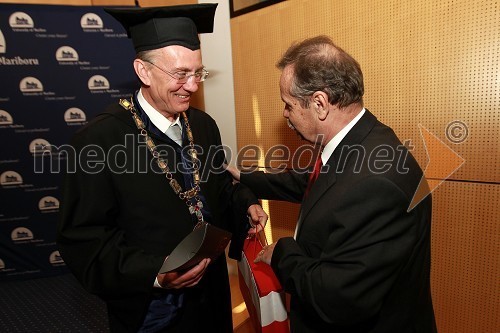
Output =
[
  {"x1": 57, "y1": 125, "x2": 164, "y2": 299},
  {"x1": 240, "y1": 169, "x2": 309, "y2": 203},
  {"x1": 271, "y1": 176, "x2": 418, "y2": 325}
]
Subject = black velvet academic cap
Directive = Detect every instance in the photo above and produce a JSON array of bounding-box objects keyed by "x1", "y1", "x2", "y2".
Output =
[{"x1": 104, "y1": 4, "x2": 217, "y2": 53}]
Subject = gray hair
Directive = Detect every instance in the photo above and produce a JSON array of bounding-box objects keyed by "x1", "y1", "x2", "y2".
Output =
[
  {"x1": 136, "y1": 50, "x2": 158, "y2": 63},
  {"x1": 277, "y1": 35, "x2": 364, "y2": 108}
]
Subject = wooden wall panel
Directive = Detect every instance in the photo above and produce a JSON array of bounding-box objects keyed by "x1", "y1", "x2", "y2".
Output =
[
  {"x1": 232, "y1": 0, "x2": 499, "y2": 182},
  {"x1": 231, "y1": 0, "x2": 499, "y2": 332},
  {"x1": 431, "y1": 182, "x2": 499, "y2": 333}
]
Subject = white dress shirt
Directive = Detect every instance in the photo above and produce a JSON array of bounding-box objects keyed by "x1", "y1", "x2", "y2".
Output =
[{"x1": 137, "y1": 88, "x2": 182, "y2": 136}]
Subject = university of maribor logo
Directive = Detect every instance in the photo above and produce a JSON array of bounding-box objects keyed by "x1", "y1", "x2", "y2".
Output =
[
  {"x1": 88, "y1": 75, "x2": 110, "y2": 90},
  {"x1": 0, "y1": 110, "x2": 13, "y2": 125},
  {"x1": 0, "y1": 258, "x2": 14, "y2": 273},
  {"x1": 64, "y1": 107, "x2": 86, "y2": 124},
  {"x1": 49, "y1": 251, "x2": 65, "y2": 265},
  {"x1": 0, "y1": 171, "x2": 23, "y2": 186},
  {"x1": 20, "y1": 76, "x2": 43, "y2": 92},
  {"x1": 0, "y1": 29, "x2": 39, "y2": 65},
  {"x1": 38, "y1": 196, "x2": 60, "y2": 212},
  {"x1": 81, "y1": 13, "x2": 103, "y2": 29},
  {"x1": 0, "y1": 29, "x2": 5, "y2": 54},
  {"x1": 56, "y1": 46, "x2": 79, "y2": 62},
  {"x1": 9, "y1": 12, "x2": 34, "y2": 28},
  {"x1": 29, "y1": 138, "x2": 52, "y2": 155},
  {"x1": 11, "y1": 227, "x2": 34, "y2": 241}
]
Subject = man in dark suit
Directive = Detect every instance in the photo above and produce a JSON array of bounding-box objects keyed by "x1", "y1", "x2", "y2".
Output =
[
  {"x1": 57, "y1": 4, "x2": 267, "y2": 333},
  {"x1": 227, "y1": 36, "x2": 437, "y2": 332}
]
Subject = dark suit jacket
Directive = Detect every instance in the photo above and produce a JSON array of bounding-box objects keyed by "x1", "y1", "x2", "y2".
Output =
[
  {"x1": 241, "y1": 110, "x2": 437, "y2": 333},
  {"x1": 57, "y1": 102, "x2": 257, "y2": 332}
]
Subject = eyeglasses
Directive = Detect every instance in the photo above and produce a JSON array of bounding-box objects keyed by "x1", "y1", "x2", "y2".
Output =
[{"x1": 144, "y1": 60, "x2": 209, "y2": 84}]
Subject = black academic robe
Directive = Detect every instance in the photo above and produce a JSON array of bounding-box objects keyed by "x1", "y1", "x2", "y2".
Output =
[
  {"x1": 241, "y1": 110, "x2": 437, "y2": 333},
  {"x1": 57, "y1": 102, "x2": 257, "y2": 332}
]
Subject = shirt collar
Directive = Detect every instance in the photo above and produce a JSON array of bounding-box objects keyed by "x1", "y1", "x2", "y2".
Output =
[
  {"x1": 321, "y1": 108, "x2": 366, "y2": 165},
  {"x1": 137, "y1": 88, "x2": 182, "y2": 134}
]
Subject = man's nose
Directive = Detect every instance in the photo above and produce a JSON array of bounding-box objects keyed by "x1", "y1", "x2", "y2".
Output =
[{"x1": 182, "y1": 76, "x2": 199, "y2": 92}]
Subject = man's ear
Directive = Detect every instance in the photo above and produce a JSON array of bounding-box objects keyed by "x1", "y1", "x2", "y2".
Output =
[
  {"x1": 134, "y1": 59, "x2": 151, "y2": 86},
  {"x1": 312, "y1": 91, "x2": 329, "y2": 120}
]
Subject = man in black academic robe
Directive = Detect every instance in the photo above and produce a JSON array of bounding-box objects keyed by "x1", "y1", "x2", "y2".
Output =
[{"x1": 57, "y1": 4, "x2": 267, "y2": 332}]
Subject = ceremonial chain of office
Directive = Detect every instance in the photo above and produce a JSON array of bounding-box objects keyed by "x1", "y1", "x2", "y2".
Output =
[{"x1": 120, "y1": 98, "x2": 207, "y2": 229}]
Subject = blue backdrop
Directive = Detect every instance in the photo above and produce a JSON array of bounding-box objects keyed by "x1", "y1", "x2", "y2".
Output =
[{"x1": 0, "y1": 4, "x2": 137, "y2": 281}]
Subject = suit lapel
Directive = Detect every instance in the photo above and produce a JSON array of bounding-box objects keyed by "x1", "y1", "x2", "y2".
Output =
[
  {"x1": 299, "y1": 158, "x2": 337, "y2": 221},
  {"x1": 295, "y1": 110, "x2": 378, "y2": 238}
]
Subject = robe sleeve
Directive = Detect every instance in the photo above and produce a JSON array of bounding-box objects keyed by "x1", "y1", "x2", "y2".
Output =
[
  {"x1": 57, "y1": 120, "x2": 164, "y2": 300},
  {"x1": 201, "y1": 118, "x2": 259, "y2": 259}
]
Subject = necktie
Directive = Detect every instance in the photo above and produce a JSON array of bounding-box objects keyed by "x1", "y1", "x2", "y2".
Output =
[
  {"x1": 304, "y1": 157, "x2": 322, "y2": 198},
  {"x1": 166, "y1": 123, "x2": 182, "y2": 146}
]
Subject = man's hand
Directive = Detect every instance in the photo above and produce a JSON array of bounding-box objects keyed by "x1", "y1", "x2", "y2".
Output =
[
  {"x1": 247, "y1": 204, "x2": 268, "y2": 234},
  {"x1": 224, "y1": 164, "x2": 241, "y2": 182},
  {"x1": 157, "y1": 258, "x2": 210, "y2": 289},
  {"x1": 254, "y1": 242, "x2": 276, "y2": 265}
]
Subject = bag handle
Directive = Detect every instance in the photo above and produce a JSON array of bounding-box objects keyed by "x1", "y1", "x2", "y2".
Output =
[{"x1": 248, "y1": 217, "x2": 267, "y2": 256}]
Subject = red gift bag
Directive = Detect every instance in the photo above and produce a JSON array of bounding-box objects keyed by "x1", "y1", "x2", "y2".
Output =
[{"x1": 238, "y1": 234, "x2": 289, "y2": 333}]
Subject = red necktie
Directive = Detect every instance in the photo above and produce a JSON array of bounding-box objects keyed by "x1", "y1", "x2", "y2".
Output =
[{"x1": 304, "y1": 157, "x2": 322, "y2": 198}]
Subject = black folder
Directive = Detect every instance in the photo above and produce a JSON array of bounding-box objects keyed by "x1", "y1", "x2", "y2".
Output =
[{"x1": 159, "y1": 223, "x2": 232, "y2": 273}]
